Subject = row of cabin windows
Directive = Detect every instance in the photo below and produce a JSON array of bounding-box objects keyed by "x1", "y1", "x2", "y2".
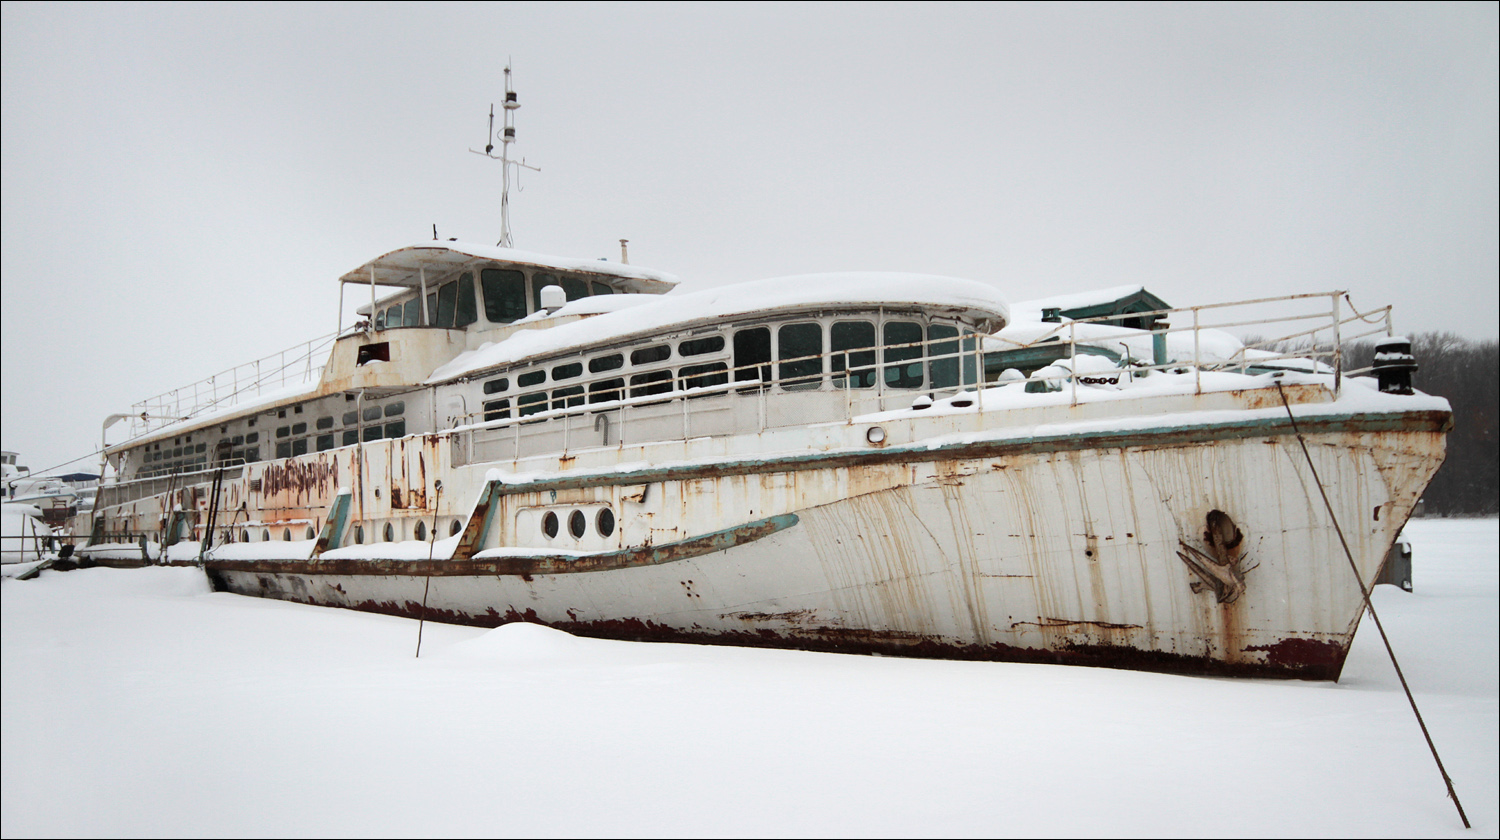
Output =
[
  {"x1": 374, "y1": 268, "x2": 617, "y2": 331},
  {"x1": 477, "y1": 319, "x2": 977, "y2": 422},
  {"x1": 135, "y1": 401, "x2": 409, "y2": 476}
]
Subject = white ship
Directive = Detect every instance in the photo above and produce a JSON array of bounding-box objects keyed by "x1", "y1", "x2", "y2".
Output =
[{"x1": 78, "y1": 236, "x2": 1447, "y2": 679}]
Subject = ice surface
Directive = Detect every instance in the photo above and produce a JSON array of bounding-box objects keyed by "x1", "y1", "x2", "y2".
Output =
[{"x1": 3, "y1": 519, "x2": 1494, "y2": 837}]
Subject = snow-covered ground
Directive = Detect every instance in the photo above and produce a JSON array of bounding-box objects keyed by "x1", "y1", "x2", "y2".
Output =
[{"x1": 3, "y1": 519, "x2": 1495, "y2": 838}]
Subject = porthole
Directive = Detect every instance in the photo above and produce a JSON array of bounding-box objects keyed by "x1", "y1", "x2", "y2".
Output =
[
  {"x1": 542, "y1": 511, "x2": 559, "y2": 539},
  {"x1": 354, "y1": 525, "x2": 364, "y2": 545},
  {"x1": 306, "y1": 526, "x2": 316, "y2": 540},
  {"x1": 262, "y1": 528, "x2": 271, "y2": 542},
  {"x1": 569, "y1": 509, "x2": 586, "y2": 539},
  {"x1": 415, "y1": 521, "x2": 427, "y2": 541},
  {"x1": 449, "y1": 519, "x2": 462, "y2": 537},
  {"x1": 596, "y1": 508, "x2": 615, "y2": 537},
  {"x1": 283, "y1": 528, "x2": 292, "y2": 541},
  {"x1": 384, "y1": 523, "x2": 395, "y2": 542}
]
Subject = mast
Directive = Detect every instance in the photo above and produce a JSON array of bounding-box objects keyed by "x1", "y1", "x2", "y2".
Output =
[{"x1": 470, "y1": 64, "x2": 540, "y2": 248}]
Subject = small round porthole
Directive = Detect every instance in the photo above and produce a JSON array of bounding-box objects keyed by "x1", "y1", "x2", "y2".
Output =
[
  {"x1": 569, "y1": 509, "x2": 587, "y2": 539},
  {"x1": 596, "y1": 508, "x2": 615, "y2": 537},
  {"x1": 263, "y1": 529, "x2": 271, "y2": 542},
  {"x1": 306, "y1": 526, "x2": 316, "y2": 540},
  {"x1": 283, "y1": 528, "x2": 292, "y2": 541},
  {"x1": 415, "y1": 521, "x2": 427, "y2": 542},
  {"x1": 354, "y1": 525, "x2": 364, "y2": 545},
  {"x1": 449, "y1": 519, "x2": 462, "y2": 537},
  {"x1": 866, "y1": 425, "x2": 887, "y2": 445},
  {"x1": 542, "y1": 511, "x2": 559, "y2": 539},
  {"x1": 384, "y1": 523, "x2": 395, "y2": 542}
]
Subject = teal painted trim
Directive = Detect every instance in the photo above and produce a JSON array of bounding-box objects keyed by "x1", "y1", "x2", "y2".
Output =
[{"x1": 313, "y1": 493, "x2": 352, "y2": 555}]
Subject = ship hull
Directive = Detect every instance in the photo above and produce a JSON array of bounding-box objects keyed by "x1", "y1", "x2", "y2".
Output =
[{"x1": 206, "y1": 408, "x2": 1447, "y2": 679}]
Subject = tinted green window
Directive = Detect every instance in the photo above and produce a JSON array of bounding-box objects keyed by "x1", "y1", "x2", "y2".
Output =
[
  {"x1": 343, "y1": 411, "x2": 358, "y2": 426},
  {"x1": 483, "y1": 378, "x2": 509, "y2": 395},
  {"x1": 552, "y1": 385, "x2": 586, "y2": 410},
  {"x1": 291, "y1": 423, "x2": 307, "y2": 436},
  {"x1": 883, "y1": 321, "x2": 924, "y2": 389},
  {"x1": 316, "y1": 434, "x2": 335, "y2": 452},
  {"x1": 385, "y1": 420, "x2": 405, "y2": 438},
  {"x1": 631, "y1": 345, "x2": 670, "y2": 365},
  {"x1": 386, "y1": 305, "x2": 403, "y2": 327},
  {"x1": 831, "y1": 321, "x2": 877, "y2": 389},
  {"x1": 518, "y1": 392, "x2": 549, "y2": 417},
  {"x1": 482, "y1": 269, "x2": 527, "y2": 324},
  {"x1": 778, "y1": 323, "x2": 823, "y2": 391},
  {"x1": 403, "y1": 299, "x2": 421, "y2": 327},
  {"x1": 518, "y1": 371, "x2": 546, "y2": 387},
  {"x1": 363, "y1": 425, "x2": 382, "y2": 442},
  {"x1": 591, "y1": 282, "x2": 613, "y2": 296},
  {"x1": 436, "y1": 281, "x2": 458, "y2": 328},
  {"x1": 929, "y1": 324, "x2": 960, "y2": 389},
  {"x1": 589, "y1": 354, "x2": 624, "y2": 373},
  {"x1": 588, "y1": 378, "x2": 624, "y2": 403},
  {"x1": 384, "y1": 401, "x2": 404, "y2": 417},
  {"x1": 561, "y1": 277, "x2": 589, "y2": 300},
  {"x1": 426, "y1": 292, "x2": 438, "y2": 323},
  {"x1": 245, "y1": 432, "x2": 259, "y2": 444},
  {"x1": 342, "y1": 431, "x2": 359, "y2": 447},
  {"x1": 275, "y1": 427, "x2": 289, "y2": 439},
  {"x1": 363, "y1": 406, "x2": 382, "y2": 422},
  {"x1": 552, "y1": 362, "x2": 583, "y2": 381},
  {"x1": 483, "y1": 399, "x2": 511, "y2": 421},
  {"x1": 276, "y1": 442, "x2": 292, "y2": 459},
  {"x1": 245, "y1": 446, "x2": 260, "y2": 462},
  {"x1": 292, "y1": 439, "x2": 308, "y2": 456},
  {"x1": 316, "y1": 417, "x2": 334, "y2": 430},
  {"x1": 680, "y1": 335, "x2": 725, "y2": 357},
  {"x1": 455, "y1": 273, "x2": 478, "y2": 327}
]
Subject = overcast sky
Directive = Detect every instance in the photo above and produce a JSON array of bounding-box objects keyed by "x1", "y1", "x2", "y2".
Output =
[{"x1": 3, "y1": 2, "x2": 1496, "y2": 475}]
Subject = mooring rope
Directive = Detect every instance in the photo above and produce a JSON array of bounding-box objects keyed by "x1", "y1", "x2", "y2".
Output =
[
  {"x1": 414, "y1": 481, "x2": 443, "y2": 658},
  {"x1": 1275, "y1": 381, "x2": 1468, "y2": 828}
]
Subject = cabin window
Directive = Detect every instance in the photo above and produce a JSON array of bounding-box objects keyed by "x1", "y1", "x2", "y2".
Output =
[
  {"x1": 483, "y1": 399, "x2": 512, "y2": 421},
  {"x1": 245, "y1": 446, "x2": 260, "y2": 462},
  {"x1": 681, "y1": 362, "x2": 729, "y2": 393},
  {"x1": 532, "y1": 272, "x2": 556, "y2": 311},
  {"x1": 518, "y1": 392, "x2": 549, "y2": 417},
  {"x1": 596, "y1": 508, "x2": 615, "y2": 537},
  {"x1": 353, "y1": 525, "x2": 363, "y2": 545},
  {"x1": 385, "y1": 305, "x2": 403, "y2": 327},
  {"x1": 276, "y1": 442, "x2": 292, "y2": 459},
  {"x1": 343, "y1": 411, "x2": 359, "y2": 426},
  {"x1": 316, "y1": 434, "x2": 335, "y2": 452},
  {"x1": 374, "y1": 310, "x2": 386, "y2": 330},
  {"x1": 384, "y1": 402, "x2": 404, "y2": 417},
  {"x1": 482, "y1": 268, "x2": 527, "y2": 324},
  {"x1": 483, "y1": 378, "x2": 509, "y2": 395},
  {"x1": 455, "y1": 273, "x2": 478, "y2": 328},
  {"x1": 883, "y1": 321, "x2": 924, "y2": 389},
  {"x1": 363, "y1": 426, "x2": 382, "y2": 442},
  {"x1": 283, "y1": 528, "x2": 292, "y2": 541},
  {"x1": 629, "y1": 369, "x2": 673, "y2": 399},
  {"x1": 552, "y1": 362, "x2": 582, "y2": 381},
  {"x1": 831, "y1": 321, "x2": 877, "y2": 389},
  {"x1": 385, "y1": 420, "x2": 405, "y2": 438},
  {"x1": 291, "y1": 423, "x2": 307, "y2": 436},
  {"x1": 384, "y1": 523, "x2": 395, "y2": 543},
  {"x1": 415, "y1": 521, "x2": 427, "y2": 542},
  {"x1": 450, "y1": 520, "x2": 462, "y2": 536},
  {"x1": 426, "y1": 291, "x2": 438, "y2": 324},
  {"x1": 316, "y1": 417, "x2": 333, "y2": 430},
  {"x1": 631, "y1": 345, "x2": 670, "y2": 365},
  {"x1": 541, "y1": 511, "x2": 559, "y2": 539},
  {"x1": 778, "y1": 323, "x2": 823, "y2": 391},
  {"x1": 436, "y1": 281, "x2": 458, "y2": 328},
  {"x1": 569, "y1": 510, "x2": 587, "y2": 539},
  {"x1": 562, "y1": 277, "x2": 589, "y2": 301},
  {"x1": 292, "y1": 439, "x2": 308, "y2": 456},
  {"x1": 196, "y1": 443, "x2": 206, "y2": 453},
  {"x1": 518, "y1": 371, "x2": 546, "y2": 388},
  {"x1": 403, "y1": 299, "x2": 421, "y2": 327},
  {"x1": 591, "y1": 282, "x2": 613, "y2": 296},
  {"x1": 552, "y1": 386, "x2": 586, "y2": 410},
  {"x1": 589, "y1": 354, "x2": 624, "y2": 374},
  {"x1": 276, "y1": 427, "x2": 290, "y2": 439},
  {"x1": 363, "y1": 406, "x2": 381, "y2": 422},
  {"x1": 245, "y1": 432, "x2": 259, "y2": 444},
  {"x1": 928, "y1": 324, "x2": 961, "y2": 390},
  {"x1": 342, "y1": 431, "x2": 359, "y2": 447},
  {"x1": 679, "y1": 335, "x2": 725, "y2": 357},
  {"x1": 734, "y1": 327, "x2": 771, "y2": 390},
  {"x1": 589, "y1": 378, "x2": 625, "y2": 404}
]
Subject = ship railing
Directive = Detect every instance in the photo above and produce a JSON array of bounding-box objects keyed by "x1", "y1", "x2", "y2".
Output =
[
  {"x1": 446, "y1": 290, "x2": 1396, "y2": 462},
  {"x1": 127, "y1": 333, "x2": 338, "y2": 439},
  {"x1": 95, "y1": 464, "x2": 243, "y2": 512}
]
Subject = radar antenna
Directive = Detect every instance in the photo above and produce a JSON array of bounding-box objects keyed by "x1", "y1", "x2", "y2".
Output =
[{"x1": 470, "y1": 63, "x2": 540, "y2": 248}]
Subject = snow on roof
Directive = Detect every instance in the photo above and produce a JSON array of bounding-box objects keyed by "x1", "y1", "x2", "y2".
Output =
[
  {"x1": 427, "y1": 272, "x2": 1011, "y2": 383},
  {"x1": 1009, "y1": 285, "x2": 1151, "y2": 320},
  {"x1": 338, "y1": 241, "x2": 679, "y2": 291}
]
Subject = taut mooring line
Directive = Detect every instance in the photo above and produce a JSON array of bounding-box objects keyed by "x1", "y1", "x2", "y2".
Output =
[
  {"x1": 1276, "y1": 382, "x2": 1468, "y2": 828},
  {"x1": 415, "y1": 480, "x2": 443, "y2": 659}
]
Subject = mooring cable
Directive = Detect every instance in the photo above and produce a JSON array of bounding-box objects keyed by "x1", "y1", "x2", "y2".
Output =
[
  {"x1": 414, "y1": 481, "x2": 443, "y2": 658},
  {"x1": 1276, "y1": 381, "x2": 1468, "y2": 828}
]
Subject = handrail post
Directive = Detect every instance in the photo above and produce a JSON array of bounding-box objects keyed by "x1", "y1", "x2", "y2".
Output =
[
  {"x1": 1069, "y1": 321, "x2": 1078, "y2": 406},
  {"x1": 1332, "y1": 292, "x2": 1342, "y2": 399},
  {"x1": 1192, "y1": 307, "x2": 1201, "y2": 395}
]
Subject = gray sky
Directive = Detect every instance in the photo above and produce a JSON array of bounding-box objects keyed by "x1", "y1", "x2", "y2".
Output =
[{"x1": 3, "y1": 2, "x2": 1496, "y2": 475}]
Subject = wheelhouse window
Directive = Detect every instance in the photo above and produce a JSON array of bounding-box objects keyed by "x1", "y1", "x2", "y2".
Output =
[
  {"x1": 455, "y1": 273, "x2": 477, "y2": 328},
  {"x1": 734, "y1": 327, "x2": 771, "y2": 390},
  {"x1": 482, "y1": 268, "x2": 527, "y2": 324},
  {"x1": 778, "y1": 322, "x2": 823, "y2": 391},
  {"x1": 928, "y1": 324, "x2": 960, "y2": 389},
  {"x1": 831, "y1": 321, "x2": 877, "y2": 389},
  {"x1": 883, "y1": 321, "x2": 924, "y2": 389},
  {"x1": 518, "y1": 392, "x2": 549, "y2": 417},
  {"x1": 403, "y1": 299, "x2": 421, "y2": 327},
  {"x1": 483, "y1": 399, "x2": 511, "y2": 421}
]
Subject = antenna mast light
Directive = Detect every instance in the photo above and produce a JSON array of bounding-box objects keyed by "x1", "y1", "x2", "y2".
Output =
[{"x1": 470, "y1": 64, "x2": 540, "y2": 248}]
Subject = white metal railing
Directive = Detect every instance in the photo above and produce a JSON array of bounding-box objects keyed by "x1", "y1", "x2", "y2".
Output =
[
  {"x1": 127, "y1": 333, "x2": 338, "y2": 439},
  {"x1": 445, "y1": 290, "x2": 1394, "y2": 460}
]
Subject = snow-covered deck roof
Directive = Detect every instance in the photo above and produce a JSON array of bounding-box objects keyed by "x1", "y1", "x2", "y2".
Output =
[
  {"x1": 428, "y1": 272, "x2": 1010, "y2": 383},
  {"x1": 338, "y1": 241, "x2": 679, "y2": 294}
]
